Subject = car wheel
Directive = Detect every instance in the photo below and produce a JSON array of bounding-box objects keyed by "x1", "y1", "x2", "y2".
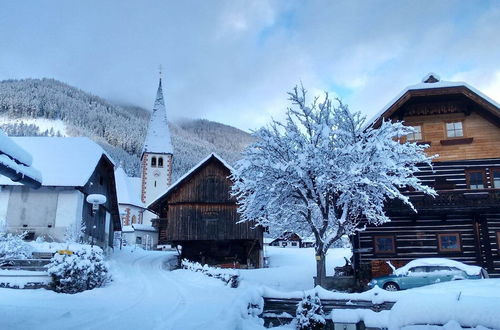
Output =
[{"x1": 383, "y1": 282, "x2": 400, "y2": 291}]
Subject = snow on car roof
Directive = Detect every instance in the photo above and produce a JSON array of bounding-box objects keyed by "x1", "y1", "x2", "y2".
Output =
[
  {"x1": 394, "y1": 258, "x2": 482, "y2": 276},
  {"x1": 0, "y1": 137, "x2": 113, "y2": 187}
]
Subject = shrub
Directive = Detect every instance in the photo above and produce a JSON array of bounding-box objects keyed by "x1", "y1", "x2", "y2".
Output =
[
  {"x1": 48, "y1": 245, "x2": 109, "y2": 294},
  {"x1": 181, "y1": 259, "x2": 240, "y2": 288},
  {"x1": 0, "y1": 232, "x2": 33, "y2": 259},
  {"x1": 295, "y1": 294, "x2": 326, "y2": 330}
]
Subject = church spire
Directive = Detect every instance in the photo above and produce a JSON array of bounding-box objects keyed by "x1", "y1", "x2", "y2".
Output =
[{"x1": 142, "y1": 76, "x2": 173, "y2": 158}]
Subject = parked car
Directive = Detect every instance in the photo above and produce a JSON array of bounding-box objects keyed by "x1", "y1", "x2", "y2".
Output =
[{"x1": 367, "y1": 258, "x2": 488, "y2": 291}]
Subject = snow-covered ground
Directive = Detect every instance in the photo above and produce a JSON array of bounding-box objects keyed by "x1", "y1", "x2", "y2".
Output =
[{"x1": 0, "y1": 246, "x2": 499, "y2": 330}]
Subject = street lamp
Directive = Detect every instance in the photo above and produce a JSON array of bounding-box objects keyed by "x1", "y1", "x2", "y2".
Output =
[{"x1": 86, "y1": 194, "x2": 107, "y2": 246}]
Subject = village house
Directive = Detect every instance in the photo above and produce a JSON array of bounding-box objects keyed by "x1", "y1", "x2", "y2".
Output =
[
  {"x1": 269, "y1": 232, "x2": 302, "y2": 248},
  {"x1": 353, "y1": 74, "x2": 500, "y2": 278},
  {"x1": 0, "y1": 137, "x2": 121, "y2": 249},
  {"x1": 149, "y1": 153, "x2": 264, "y2": 268}
]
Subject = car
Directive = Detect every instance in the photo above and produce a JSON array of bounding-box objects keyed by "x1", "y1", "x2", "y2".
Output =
[{"x1": 367, "y1": 258, "x2": 488, "y2": 291}]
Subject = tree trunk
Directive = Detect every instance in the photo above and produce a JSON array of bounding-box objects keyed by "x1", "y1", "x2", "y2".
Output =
[{"x1": 315, "y1": 250, "x2": 327, "y2": 287}]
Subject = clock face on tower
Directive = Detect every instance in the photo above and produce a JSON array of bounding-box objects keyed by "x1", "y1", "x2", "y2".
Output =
[{"x1": 153, "y1": 169, "x2": 161, "y2": 177}]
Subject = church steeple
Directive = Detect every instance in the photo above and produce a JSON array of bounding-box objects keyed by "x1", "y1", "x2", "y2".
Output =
[
  {"x1": 141, "y1": 75, "x2": 174, "y2": 205},
  {"x1": 142, "y1": 77, "x2": 173, "y2": 157}
]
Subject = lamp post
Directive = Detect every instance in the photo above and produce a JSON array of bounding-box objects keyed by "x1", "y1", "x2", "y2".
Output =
[{"x1": 86, "y1": 194, "x2": 107, "y2": 246}]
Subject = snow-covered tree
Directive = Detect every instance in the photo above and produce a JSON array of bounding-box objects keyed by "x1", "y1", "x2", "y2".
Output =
[
  {"x1": 295, "y1": 294, "x2": 325, "y2": 330},
  {"x1": 64, "y1": 219, "x2": 87, "y2": 244},
  {"x1": 231, "y1": 86, "x2": 436, "y2": 286},
  {"x1": 0, "y1": 231, "x2": 33, "y2": 259}
]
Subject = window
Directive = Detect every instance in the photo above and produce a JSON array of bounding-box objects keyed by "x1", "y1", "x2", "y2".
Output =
[
  {"x1": 374, "y1": 235, "x2": 395, "y2": 253},
  {"x1": 151, "y1": 157, "x2": 157, "y2": 167},
  {"x1": 99, "y1": 176, "x2": 104, "y2": 185},
  {"x1": 158, "y1": 157, "x2": 164, "y2": 168},
  {"x1": 408, "y1": 266, "x2": 427, "y2": 274},
  {"x1": 446, "y1": 121, "x2": 464, "y2": 138},
  {"x1": 492, "y1": 169, "x2": 500, "y2": 188},
  {"x1": 124, "y1": 217, "x2": 130, "y2": 226},
  {"x1": 291, "y1": 242, "x2": 297, "y2": 246},
  {"x1": 407, "y1": 125, "x2": 423, "y2": 141},
  {"x1": 131, "y1": 215, "x2": 137, "y2": 224},
  {"x1": 136, "y1": 236, "x2": 142, "y2": 245},
  {"x1": 466, "y1": 170, "x2": 485, "y2": 189},
  {"x1": 438, "y1": 233, "x2": 461, "y2": 252},
  {"x1": 282, "y1": 242, "x2": 287, "y2": 247}
]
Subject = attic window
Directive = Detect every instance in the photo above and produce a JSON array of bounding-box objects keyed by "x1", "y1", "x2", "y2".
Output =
[
  {"x1": 151, "y1": 157, "x2": 157, "y2": 168},
  {"x1": 446, "y1": 122, "x2": 463, "y2": 138}
]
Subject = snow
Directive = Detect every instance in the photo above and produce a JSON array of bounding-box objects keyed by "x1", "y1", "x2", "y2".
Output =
[
  {"x1": 114, "y1": 167, "x2": 144, "y2": 208},
  {"x1": 148, "y1": 152, "x2": 233, "y2": 207},
  {"x1": 0, "y1": 137, "x2": 113, "y2": 187},
  {"x1": 366, "y1": 76, "x2": 500, "y2": 128},
  {"x1": 0, "y1": 116, "x2": 68, "y2": 137},
  {"x1": 86, "y1": 194, "x2": 107, "y2": 205},
  {"x1": 0, "y1": 245, "x2": 498, "y2": 329},
  {"x1": 142, "y1": 78, "x2": 174, "y2": 156},
  {"x1": 393, "y1": 258, "x2": 483, "y2": 276}
]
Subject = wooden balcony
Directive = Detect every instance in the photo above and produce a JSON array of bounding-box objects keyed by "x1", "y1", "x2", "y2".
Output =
[{"x1": 387, "y1": 189, "x2": 500, "y2": 214}]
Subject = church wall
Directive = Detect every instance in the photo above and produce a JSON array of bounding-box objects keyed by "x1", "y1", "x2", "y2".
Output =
[{"x1": 141, "y1": 152, "x2": 172, "y2": 206}]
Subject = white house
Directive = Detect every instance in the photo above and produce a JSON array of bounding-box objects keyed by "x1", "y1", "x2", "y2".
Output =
[
  {"x1": 114, "y1": 167, "x2": 158, "y2": 249},
  {"x1": 0, "y1": 137, "x2": 121, "y2": 249}
]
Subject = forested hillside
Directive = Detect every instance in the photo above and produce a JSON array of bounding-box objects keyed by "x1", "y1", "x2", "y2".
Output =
[{"x1": 0, "y1": 78, "x2": 254, "y2": 179}]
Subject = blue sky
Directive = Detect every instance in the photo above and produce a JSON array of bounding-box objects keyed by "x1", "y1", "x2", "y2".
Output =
[{"x1": 0, "y1": 0, "x2": 499, "y2": 131}]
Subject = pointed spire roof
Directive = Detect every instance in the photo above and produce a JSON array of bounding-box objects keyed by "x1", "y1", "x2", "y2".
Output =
[{"x1": 142, "y1": 78, "x2": 174, "y2": 157}]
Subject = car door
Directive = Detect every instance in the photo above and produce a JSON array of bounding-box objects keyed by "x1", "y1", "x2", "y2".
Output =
[{"x1": 400, "y1": 266, "x2": 429, "y2": 289}]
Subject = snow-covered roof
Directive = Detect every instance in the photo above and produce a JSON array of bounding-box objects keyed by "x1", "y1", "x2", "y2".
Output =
[
  {"x1": 148, "y1": 152, "x2": 233, "y2": 209},
  {"x1": 366, "y1": 73, "x2": 500, "y2": 127},
  {"x1": 0, "y1": 137, "x2": 113, "y2": 187},
  {"x1": 114, "y1": 167, "x2": 145, "y2": 208},
  {"x1": 142, "y1": 78, "x2": 174, "y2": 157},
  {"x1": 0, "y1": 130, "x2": 42, "y2": 187},
  {"x1": 132, "y1": 223, "x2": 157, "y2": 232},
  {"x1": 394, "y1": 258, "x2": 482, "y2": 276}
]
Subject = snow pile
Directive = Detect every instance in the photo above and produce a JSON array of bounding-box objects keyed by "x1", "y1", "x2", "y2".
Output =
[
  {"x1": 181, "y1": 259, "x2": 240, "y2": 288},
  {"x1": 295, "y1": 293, "x2": 326, "y2": 330},
  {"x1": 388, "y1": 293, "x2": 500, "y2": 329},
  {"x1": 48, "y1": 245, "x2": 109, "y2": 293},
  {"x1": 0, "y1": 232, "x2": 33, "y2": 259},
  {"x1": 393, "y1": 258, "x2": 482, "y2": 276}
]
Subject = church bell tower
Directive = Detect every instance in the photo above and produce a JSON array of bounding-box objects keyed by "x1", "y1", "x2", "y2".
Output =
[{"x1": 141, "y1": 75, "x2": 173, "y2": 206}]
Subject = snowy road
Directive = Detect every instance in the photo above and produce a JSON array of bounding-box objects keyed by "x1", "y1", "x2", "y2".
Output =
[{"x1": 0, "y1": 249, "x2": 245, "y2": 330}]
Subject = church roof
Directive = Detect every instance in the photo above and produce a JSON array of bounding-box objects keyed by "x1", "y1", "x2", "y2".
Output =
[
  {"x1": 142, "y1": 79, "x2": 174, "y2": 157},
  {"x1": 0, "y1": 137, "x2": 113, "y2": 187}
]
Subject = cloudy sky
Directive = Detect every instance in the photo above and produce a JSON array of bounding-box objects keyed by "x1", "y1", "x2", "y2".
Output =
[{"x1": 1, "y1": 0, "x2": 499, "y2": 131}]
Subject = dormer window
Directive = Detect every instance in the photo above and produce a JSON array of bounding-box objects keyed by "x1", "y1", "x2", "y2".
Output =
[
  {"x1": 407, "y1": 125, "x2": 422, "y2": 141},
  {"x1": 151, "y1": 157, "x2": 157, "y2": 167},
  {"x1": 446, "y1": 121, "x2": 463, "y2": 138},
  {"x1": 158, "y1": 157, "x2": 164, "y2": 168}
]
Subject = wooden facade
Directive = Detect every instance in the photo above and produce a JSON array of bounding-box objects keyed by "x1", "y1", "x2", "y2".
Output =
[
  {"x1": 150, "y1": 154, "x2": 263, "y2": 268},
  {"x1": 355, "y1": 76, "x2": 500, "y2": 278}
]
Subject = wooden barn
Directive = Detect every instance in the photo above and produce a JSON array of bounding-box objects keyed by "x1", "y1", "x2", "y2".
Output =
[
  {"x1": 353, "y1": 74, "x2": 500, "y2": 278},
  {"x1": 149, "y1": 153, "x2": 263, "y2": 268}
]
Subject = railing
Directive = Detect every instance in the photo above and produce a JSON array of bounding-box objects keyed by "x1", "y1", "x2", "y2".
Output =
[{"x1": 387, "y1": 189, "x2": 500, "y2": 213}]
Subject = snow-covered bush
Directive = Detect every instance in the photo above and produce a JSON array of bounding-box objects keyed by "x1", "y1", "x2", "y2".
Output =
[
  {"x1": 295, "y1": 294, "x2": 326, "y2": 330},
  {"x1": 48, "y1": 245, "x2": 109, "y2": 294},
  {"x1": 181, "y1": 259, "x2": 239, "y2": 288},
  {"x1": 0, "y1": 232, "x2": 33, "y2": 259}
]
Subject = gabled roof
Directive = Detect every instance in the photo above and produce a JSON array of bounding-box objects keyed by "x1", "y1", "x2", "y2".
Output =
[
  {"x1": 0, "y1": 130, "x2": 42, "y2": 188},
  {"x1": 142, "y1": 78, "x2": 174, "y2": 157},
  {"x1": 114, "y1": 167, "x2": 145, "y2": 209},
  {"x1": 148, "y1": 153, "x2": 233, "y2": 210},
  {"x1": 367, "y1": 74, "x2": 500, "y2": 128},
  {"x1": 0, "y1": 137, "x2": 114, "y2": 187}
]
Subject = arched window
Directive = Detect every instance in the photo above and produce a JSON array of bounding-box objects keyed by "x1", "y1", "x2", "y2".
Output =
[
  {"x1": 158, "y1": 157, "x2": 164, "y2": 168},
  {"x1": 132, "y1": 215, "x2": 137, "y2": 224},
  {"x1": 151, "y1": 157, "x2": 157, "y2": 167},
  {"x1": 124, "y1": 216, "x2": 130, "y2": 226}
]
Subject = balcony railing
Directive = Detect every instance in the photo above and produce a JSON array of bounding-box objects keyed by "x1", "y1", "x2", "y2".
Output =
[{"x1": 387, "y1": 189, "x2": 500, "y2": 213}]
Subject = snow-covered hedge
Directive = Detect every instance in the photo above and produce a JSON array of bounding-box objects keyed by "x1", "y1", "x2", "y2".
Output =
[
  {"x1": 181, "y1": 259, "x2": 239, "y2": 288},
  {"x1": 48, "y1": 245, "x2": 110, "y2": 294},
  {"x1": 0, "y1": 232, "x2": 33, "y2": 259},
  {"x1": 295, "y1": 293, "x2": 326, "y2": 330}
]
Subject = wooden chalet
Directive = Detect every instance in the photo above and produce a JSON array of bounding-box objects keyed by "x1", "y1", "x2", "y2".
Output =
[
  {"x1": 353, "y1": 74, "x2": 500, "y2": 278},
  {"x1": 149, "y1": 153, "x2": 263, "y2": 268}
]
